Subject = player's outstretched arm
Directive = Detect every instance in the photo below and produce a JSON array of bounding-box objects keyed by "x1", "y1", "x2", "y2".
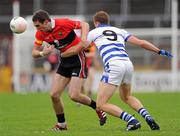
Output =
[
  {"x1": 127, "y1": 35, "x2": 173, "y2": 58},
  {"x1": 60, "y1": 40, "x2": 93, "y2": 58}
]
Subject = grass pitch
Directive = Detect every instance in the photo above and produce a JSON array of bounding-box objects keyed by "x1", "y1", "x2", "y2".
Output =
[{"x1": 0, "y1": 92, "x2": 180, "y2": 136}]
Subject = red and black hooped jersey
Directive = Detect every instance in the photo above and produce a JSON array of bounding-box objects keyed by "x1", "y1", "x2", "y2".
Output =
[{"x1": 34, "y1": 18, "x2": 81, "y2": 53}]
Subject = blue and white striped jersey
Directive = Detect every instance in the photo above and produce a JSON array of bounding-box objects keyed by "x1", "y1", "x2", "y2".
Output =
[{"x1": 87, "y1": 24, "x2": 131, "y2": 66}]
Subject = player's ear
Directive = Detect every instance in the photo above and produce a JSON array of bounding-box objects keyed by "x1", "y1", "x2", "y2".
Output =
[{"x1": 94, "y1": 21, "x2": 100, "y2": 27}]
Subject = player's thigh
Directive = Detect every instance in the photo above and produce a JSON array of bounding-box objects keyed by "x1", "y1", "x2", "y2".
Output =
[
  {"x1": 97, "y1": 81, "x2": 117, "y2": 105},
  {"x1": 51, "y1": 73, "x2": 70, "y2": 95},
  {"x1": 119, "y1": 83, "x2": 132, "y2": 100},
  {"x1": 68, "y1": 76, "x2": 84, "y2": 95}
]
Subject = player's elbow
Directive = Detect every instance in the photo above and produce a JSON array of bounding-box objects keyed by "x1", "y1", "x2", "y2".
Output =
[
  {"x1": 138, "y1": 40, "x2": 147, "y2": 48},
  {"x1": 83, "y1": 21, "x2": 90, "y2": 29},
  {"x1": 32, "y1": 51, "x2": 37, "y2": 58},
  {"x1": 81, "y1": 21, "x2": 90, "y2": 32}
]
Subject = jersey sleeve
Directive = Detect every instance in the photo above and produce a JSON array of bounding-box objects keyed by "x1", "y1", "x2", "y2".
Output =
[
  {"x1": 61, "y1": 18, "x2": 81, "y2": 30},
  {"x1": 34, "y1": 31, "x2": 43, "y2": 46},
  {"x1": 121, "y1": 29, "x2": 132, "y2": 42}
]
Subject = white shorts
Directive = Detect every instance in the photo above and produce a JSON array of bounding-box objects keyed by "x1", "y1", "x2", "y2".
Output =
[{"x1": 101, "y1": 59, "x2": 134, "y2": 86}]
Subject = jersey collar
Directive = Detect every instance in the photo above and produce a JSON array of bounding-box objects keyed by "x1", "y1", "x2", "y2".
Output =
[
  {"x1": 97, "y1": 24, "x2": 111, "y2": 27},
  {"x1": 51, "y1": 19, "x2": 55, "y2": 29}
]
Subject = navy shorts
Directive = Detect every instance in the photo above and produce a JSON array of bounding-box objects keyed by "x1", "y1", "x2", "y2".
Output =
[{"x1": 56, "y1": 51, "x2": 87, "y2": 78}]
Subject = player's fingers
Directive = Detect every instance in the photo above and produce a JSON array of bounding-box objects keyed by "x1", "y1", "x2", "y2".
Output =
[{"x1": 50, "y1": 45, "x2": 55, "y2": 49}]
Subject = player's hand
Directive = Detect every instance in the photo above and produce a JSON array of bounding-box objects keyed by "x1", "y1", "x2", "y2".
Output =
[
  {"x1": 42, "y1": 43, "x2": 55, "y2": 56},
  {"x1": 158, "y1": 49, "x2": 173, "y2": 58}
]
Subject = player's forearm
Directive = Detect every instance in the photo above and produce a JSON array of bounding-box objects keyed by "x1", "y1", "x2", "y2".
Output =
[
  {"x1": 139, "y1": 40, "x2": 160, "y2": 53},
  {"x1": 61, "y1": 44, "x2": 84, "y2": 57},
  {"x1": 32, "y1": 50, "x2": 44, "y2": 58}
]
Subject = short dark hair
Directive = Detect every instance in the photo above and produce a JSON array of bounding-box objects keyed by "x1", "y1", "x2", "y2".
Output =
[
  {"x1": 93, "y1": 11, "x2": 110, "y2": 24},
  {"x1": 32, "y1": 9, "x2": 50, "y2": 23}
]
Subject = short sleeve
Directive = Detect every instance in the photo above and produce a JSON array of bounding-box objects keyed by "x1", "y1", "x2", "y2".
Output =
[
  {"x1": 34, "y1": 31, "x2": 43, "y2": 46},
  {"x1": 121, "y1": 29, "x2": 132, "y2": 42},
  {"x1": 61, "y1": 18, "x2": 81, "y2": 29}
]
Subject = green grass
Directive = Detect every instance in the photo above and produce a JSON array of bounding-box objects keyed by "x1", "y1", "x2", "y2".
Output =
[{"x1": 0, "y1": 92, "x2": 180, "y2": 136}]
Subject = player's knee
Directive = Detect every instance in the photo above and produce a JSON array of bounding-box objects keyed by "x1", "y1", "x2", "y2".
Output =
[
  {"x1": 50, "y1": 91, "x2": 59, "y2": 102},
  {"x1": 69, "y1": 92, "x2": 79, "y2": 102},
  {"x1": 120, "y1": 95, "x2": 130, "y2": 103}
]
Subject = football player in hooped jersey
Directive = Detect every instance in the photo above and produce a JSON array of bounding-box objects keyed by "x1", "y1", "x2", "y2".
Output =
[
  {"x1": 62, "y1": 11, "x2": 173, "y2": 131},
  {"x1": 31, "y1": 9, "x2": 107, "y2": 131},
  {"x1": 87, "y1": 11, "x2": 173, "y2": 131}
]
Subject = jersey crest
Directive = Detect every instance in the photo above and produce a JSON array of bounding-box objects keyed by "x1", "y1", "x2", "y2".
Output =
[{"x1": 58, "y1": 32, "x2": 63, "y2": 36}]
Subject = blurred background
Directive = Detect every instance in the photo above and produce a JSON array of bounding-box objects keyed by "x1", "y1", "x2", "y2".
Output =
[{"x1": 0, "y1": 0, "x2": 179, "y2": 93}]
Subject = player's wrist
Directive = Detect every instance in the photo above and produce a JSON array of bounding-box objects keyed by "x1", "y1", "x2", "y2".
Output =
[
  {"x1": 39, "y1": 51, "x2": 45, "y2": 57},
  {"x1": 158, "y1": 49, "x2": 162, "y2": 55}
]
